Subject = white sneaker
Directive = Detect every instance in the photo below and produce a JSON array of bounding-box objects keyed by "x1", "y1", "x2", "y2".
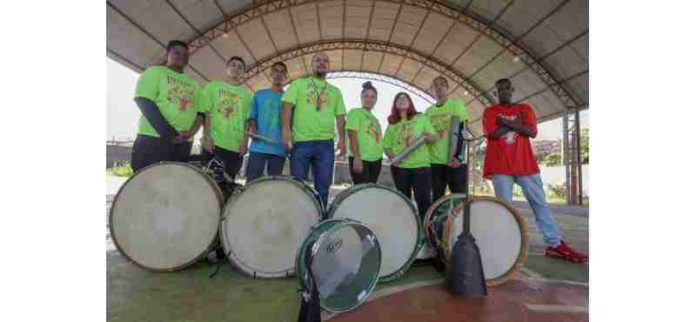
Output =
[{"x1": 416, "y1": 244, "x2": 436, "y2": 260}]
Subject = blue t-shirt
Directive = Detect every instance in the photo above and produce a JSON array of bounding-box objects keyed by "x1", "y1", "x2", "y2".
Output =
[{"x1": 249, "y1": 88, "x2": 287, "y2": 157}]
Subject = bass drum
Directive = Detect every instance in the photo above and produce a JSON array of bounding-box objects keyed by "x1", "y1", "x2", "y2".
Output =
[
  {"x1": 328, "y1": 183, "x2": 422, "y2": 282},
  {"x1": 424, "y1": 194, "x2": 528, "y2": 286},
  {"x1": 109, "y1": 162, "x2": 223, "y2": 271},
  {"x1": 220, "y1": 176, "x2": 323, "y2": 278}
]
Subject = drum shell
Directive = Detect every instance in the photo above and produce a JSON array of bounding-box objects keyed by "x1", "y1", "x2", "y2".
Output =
[
  {"x1": 327, "y1": 183, "x2": 423, "y2": 282},
  {"x1": 109, "y1": 162, "x2": 224, "y2": 272}
]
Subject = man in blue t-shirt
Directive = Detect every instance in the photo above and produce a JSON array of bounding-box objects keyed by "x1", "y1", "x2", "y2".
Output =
[{"x1": 246, "y1": 62, "x2": 289, "y2": 181}]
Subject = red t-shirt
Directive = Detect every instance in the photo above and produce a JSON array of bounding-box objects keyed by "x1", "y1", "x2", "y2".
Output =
[{"x1": 482, "y1": 103, "x2": 540, "y2": 179}]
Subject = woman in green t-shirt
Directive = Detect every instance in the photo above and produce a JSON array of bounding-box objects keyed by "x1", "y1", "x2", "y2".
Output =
[
  {"x1": 383, "y1": 92, "x2": 437, "y2": 220},
  {"x1": 346, "y1": 81, "x2": 384, "y2": 184}
]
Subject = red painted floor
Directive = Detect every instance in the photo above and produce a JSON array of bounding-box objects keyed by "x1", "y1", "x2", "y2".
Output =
[{"x1": 329, "y1": 278, "x2": 588, "y2": 322}]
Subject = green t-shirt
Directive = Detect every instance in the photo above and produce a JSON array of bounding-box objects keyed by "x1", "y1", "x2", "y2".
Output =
[
  {"x1": 281, "y1": 77, "x2": 346, "y2": 142},
  {"x1": 200, "y1": 81, "x2": 253, "y2": 152},
  {"x1": 134, "y1": 66, "x2": 203, "y2": 139},
  {"x1": 425, "y1": 98, "x2": 469, "y2": 165},
  {"x1": 382, "y1": 114, "x2": 436, "y2": 169},
  {"x1": 345, "y1": 107, "x2": 384, "y2": 162}
]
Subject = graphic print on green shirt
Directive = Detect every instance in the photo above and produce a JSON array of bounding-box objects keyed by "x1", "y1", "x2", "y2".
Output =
[
  {"x1": 134, "y1": 66, "x2": 203, "y2": 139},
  {"x1": 346, "y1": 107, "x2": 383, "y2": 161},
  {"x1": 281, "y1": 77, "x2": 346, "y2": 142},
  {"x1": 425, "y1": 98, "x2": 469, "y2": 165},
  {"x1": 382, "y1": 115, "x2": 436, "y2": 169},
  {"x1": 201, "y1": 81, "x2": 253, "y2": 152}
]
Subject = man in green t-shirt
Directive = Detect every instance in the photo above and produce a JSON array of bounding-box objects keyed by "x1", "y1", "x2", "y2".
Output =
[
  {"x1": 425, "y1": 76, "x2": 469, "y2": 201},
  {"x1": 281, "y1": 52, "x2": 346, "y2": 208},
  {"x1": 131, "y1": 40, "x2": 205, "y2": 172},
  {"x1": 200, "y1": 56, "x2": 253, "y2": 184}
]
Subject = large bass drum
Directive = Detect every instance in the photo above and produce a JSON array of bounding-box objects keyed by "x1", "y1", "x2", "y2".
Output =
[
  {"x1": 424, "y1": 194, "x2": 528, "y2": 286},
  {"x1": 328, "y1": 183, "x2": 422, "y2": 282},
  {"x1": 219, "y1": 176, "x2": 323, "y2": 278},
  {"x1": 109, "y1": 162, "x2": 223, "y2": 271}
]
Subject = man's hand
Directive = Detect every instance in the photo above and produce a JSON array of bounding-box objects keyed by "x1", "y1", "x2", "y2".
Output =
[
  {"x1": 448, "y1": 156, "x2": 461, "y2": 169},
  {"x1": 203, "y1": 136, "x2": 214, "y2": 153},
  {"x1": 337, "y1": 139, "x2": 346, "y2": 158},
  {"x1": 389, "y1": 157, "x2": 401, "y2": 167},
  {"x1": 424, "y1": 133, "x2": 437, "y2": 143},
  {"x1": 352, "y1": 157, "x2": 363, "y2": 174},
  {"x1": 172, "y1": 130, "x2": 190, "y2": 144},
  {"x1": 282, "y1": 130, "x2": 293, "y2": 150},
  {"x1": 239, "y1": 143, "x2": 248, "y2": 156}
]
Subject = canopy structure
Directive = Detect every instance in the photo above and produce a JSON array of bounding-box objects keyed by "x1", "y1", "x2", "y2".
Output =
[{"x1": 107, "y1": 0, "x2": 588, "y2": 203}]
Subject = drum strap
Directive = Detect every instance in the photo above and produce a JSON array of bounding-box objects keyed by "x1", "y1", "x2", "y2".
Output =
[
  {"x1": 208, "y1": 250, "x2": 232, "y2": 279},
  {"x1": 297, "y1": 243, "x2": 321, "y2": 322}
]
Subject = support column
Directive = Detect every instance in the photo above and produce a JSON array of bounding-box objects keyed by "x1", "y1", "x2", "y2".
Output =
[{"x1": 562, "y1": 111, "x2": 582, "y2": 205}]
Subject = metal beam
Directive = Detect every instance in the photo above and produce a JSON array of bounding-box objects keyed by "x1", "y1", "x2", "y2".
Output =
[
  {"x1": 164, "y1": 0, "x2": 227, "y2": 65},
  {"x1": 377, "y1": 0, "x2": 404, "y2": 73},
  {"x1": 107, "y1": 48, "x2": 145, "y2": 72},
  {"x1": 286, "y1": 7, "x2": 310, "y2": 75},
  {"x1": 359, "y1": 0, "x2": 378, "y2": 72},
  {"x1": 106, "y1": 1, "x2": 209, "y2": 82},
  {"x1": 341, "y1": 0, "x2": 347, "y2": 70},
  {"x1": 242, "y1": 38, "x2": 493, "y2": 106},
  {"x1": 183, "y1": 0, "x2": 581, "y2": 108},
  {"x1": 394, "y1": 5, "x2": 433, "y2": 77},
  {"x1": 409, "y1": 16, "x2": 456, "y2": 84}
]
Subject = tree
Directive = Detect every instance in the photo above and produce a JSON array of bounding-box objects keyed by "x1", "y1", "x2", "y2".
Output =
[{"x1": 581, "y1": 128, "x2": 589, "y2": 164}]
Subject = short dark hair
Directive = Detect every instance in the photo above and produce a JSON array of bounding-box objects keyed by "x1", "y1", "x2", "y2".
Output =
[
  {"x1": 166, "y1": 40, "x2": 189, "y2": 53},
  {"x1": 495, "y1": 78, "x2": 511, "y2": 86},
  {"x1": 227, "y1": 56, "x2": 246, "y2": 68},
  {"x1": 271, "y1": 61, "x2": 288, "y2": 73},
  {"x1": 432, "y1": 76, "x2": 449, "y2": 87}
]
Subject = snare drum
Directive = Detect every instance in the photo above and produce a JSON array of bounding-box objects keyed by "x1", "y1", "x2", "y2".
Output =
[
  {"x1": 424, "y1": 194, "x2": 528, "y2": 286},
  {"x1": 328, "y1": 184, "x2": 423, "y2": 282},
  {"x1": 296, "y1": 218, "x2": 381, "y2": 313},
  {"x1": 220, "y1": 176, "x2": 323, "y2": 278},
  {"x1": 109, "y1": 162, "x2": 223, "y2": 271}
]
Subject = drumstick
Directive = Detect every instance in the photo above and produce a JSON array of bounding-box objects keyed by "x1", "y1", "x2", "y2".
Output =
[
  {"x1": 245, "y1": 131, "x2": 282, "y2": 145},
  {"x1": 391, "y1": 136, "x2": 427, "y2": 163}
]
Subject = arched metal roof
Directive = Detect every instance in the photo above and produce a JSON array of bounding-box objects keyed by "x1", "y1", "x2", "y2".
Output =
[{"x1": 107, "y1": 0, "x2": 588, "y2": 136}]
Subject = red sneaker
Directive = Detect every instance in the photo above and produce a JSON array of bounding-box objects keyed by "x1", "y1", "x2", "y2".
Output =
[{"x1": 545, "y1": 241, "x2": 588, "y2": 263}]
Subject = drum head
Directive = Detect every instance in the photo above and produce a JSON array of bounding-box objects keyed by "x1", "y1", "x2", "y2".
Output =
[
  {"x1": 109, "y1": 162, "x2": 223, "y2": 271},
  {"x1": 296, "y1": 219, "x2": 381, "y2": 313},
  {"x1": 425, "y1": 194, "x2": 528, "y2": 286},
  {"x1": 220, "y1": 176, "x2": 322, "y2": 278},
  {"x1": 328, "y1": 184, "x2": 422, "y2": 282}
]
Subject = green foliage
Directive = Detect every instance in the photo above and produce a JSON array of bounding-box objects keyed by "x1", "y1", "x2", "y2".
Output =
[
  {"x1": 581, "y1": 128, "x2": 589, "y2": 164},
  {"x1": 546, "y1": 182, "x2": 566, "y2": 200},
  {"x1": 541, "y1": 153, "x2": 562, "y2": 167}
]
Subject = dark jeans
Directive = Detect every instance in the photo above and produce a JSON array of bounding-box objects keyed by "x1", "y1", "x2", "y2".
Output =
[
  {"x1": 131, "y1": 134, "x2": 192, "y2": 172},
  {"x1": 348, "y1": 157, "x2": 382, "y2": 184},
  {"x1": 246, "y1": 152, "x2": 286, "y2": 182},
  {"x1": 431, "y1": 163, "x2": 468, "y2": 202},
  {"x1": 290, "y1": 140, "x2": 335, "y2": 208},
  {"x1": 202, "y1": 146, "x2": 243, "y2": 181},
  {"x1": 390, "y1": 166, "x2": 432, "y2": 221}
]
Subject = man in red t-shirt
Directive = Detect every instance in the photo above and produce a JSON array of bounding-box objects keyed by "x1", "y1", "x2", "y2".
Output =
[{"x1": 482, "y1": 78, "x2": 587, "y2": 263}]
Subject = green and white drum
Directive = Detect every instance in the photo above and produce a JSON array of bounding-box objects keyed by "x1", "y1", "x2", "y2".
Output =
[
  {"x1": 424, "y1": 194, "x2": 529, "y2": 286},
  {"x1": 296, "y1": 219, "x2": 381, "y2": 313},
  {"x1": 109, "y1": 162, "x2": 224, "y2": 272},
  {"x1": 328, "y1": 184, "x2": 423, "y2": 282},
  {"x1": 220, "y1": 176, "x2": 323, "y2": 278}
]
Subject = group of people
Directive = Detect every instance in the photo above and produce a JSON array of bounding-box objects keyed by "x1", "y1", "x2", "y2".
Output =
[{"x1": 129, "y1": 40, "x2": 587, "y2": 264}]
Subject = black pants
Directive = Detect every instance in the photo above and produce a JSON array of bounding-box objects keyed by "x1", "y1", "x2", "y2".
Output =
[
  {"x1": 201, "y1": 146, "x2": 243, "y2": 181},
  {"x1": 131, "y1": 134, "x2": 192, "y2": 172},
  {"x1": 390, "y1": 166, "x2": 432, "y2": 221},
  {"x1": 348, "y1": 157, "x2": 382, "y2": 184},
  {"x1": 431, "y1": 163, "x2": 468, "y2": 202}
]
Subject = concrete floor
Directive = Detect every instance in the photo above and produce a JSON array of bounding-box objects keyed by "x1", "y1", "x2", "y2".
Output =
[{"x1": 107, "y1": 187, "x2": 588, "y2": 322}]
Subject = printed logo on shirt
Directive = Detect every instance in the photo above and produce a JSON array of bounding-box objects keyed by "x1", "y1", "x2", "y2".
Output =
[
  {"x1": 498, "y1": 114, "x2": 518, "y2": 145},
  {"x1": 166, "y1": 86, "x2": 195, "y2": 111},
  {"x1": 430, "y1": 114, "x2": 450, "y2": 139},
  {"x1": 394, "y1": 121, "x2": 415, "y2": 149},
  {"x1": 366, "y1": 117, "x2": 382, "y2": 142},
  {"x1": 262, "y1": 98, "x2": 281, "y2": 129},
  {"x1": 216, "y1": 90, "x2": 240, "y2": 119},
  {"x1": 305, "y1": 81, "x2": 329, "y2": 110}
]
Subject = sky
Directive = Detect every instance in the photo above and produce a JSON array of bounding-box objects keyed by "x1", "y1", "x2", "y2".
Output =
[{"x1": 106, "y1": 58, "x2": 587, "y2": 143}]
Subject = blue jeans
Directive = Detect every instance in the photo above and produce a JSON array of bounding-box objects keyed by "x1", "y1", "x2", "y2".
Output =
[
  {"x1": 491, "y1": 174, "x2": 562, "y2": 247},
  {"x1": 245, "y1": 152, "x2": 286, "y2": 182},
  {"x1": 290, "y1": 140, "x2": 335, "y2": 207}
]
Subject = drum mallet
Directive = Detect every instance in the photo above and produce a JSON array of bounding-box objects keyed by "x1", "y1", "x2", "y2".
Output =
[{"x1": 391, "y1": 136, "x2": 427, "y2": 164}]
